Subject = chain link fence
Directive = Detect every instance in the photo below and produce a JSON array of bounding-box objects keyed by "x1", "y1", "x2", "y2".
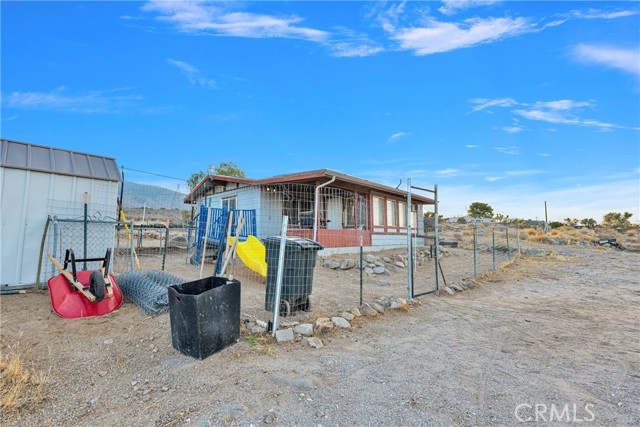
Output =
[{"x1": 36, "y1": 168, "x2": 538, "y2": 333}]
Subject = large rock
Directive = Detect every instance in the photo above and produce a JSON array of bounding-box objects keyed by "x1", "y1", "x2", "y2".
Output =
[
  {"x1": 340, "y1": 312, "x2": 355, "y2": 321},
  {"x1": 307, "y1": 337, "x2": 324, "y2": 349},
  {"x1": 372, "y1": 266, "x2": 388, "y2": 275},
  {"x1": 339, "y1": 259, "x2": 356, "y2": 270},
  {"x1": 382, "y1": 257, "x2": 392, "y2": 263},
  {"x1": 444, "y1": 287, "x2": 455, "y2": 295},
  {"x1": 250, "y1": 324, "x2": 266, "y2": 334},
  {"x1": 394, "y1": 261, "x2": 405, "y2": 269},
  {"x1": 370, "y1": 302, "x2": 385, "y2": 313},
  {"x1": 374, "y1": 261, "x2": 385, "y2": 267},
  {"x1": 293, "y1": 324, "x2": 314, "y2": 336},
  {"x1": 359, "y1": 303, "x2": 378, "y2": 317},
  {"x1": 364, "y1": 254, "x2": 377, "y2": 263},
  {"x1": 275, "y1": 328, "x2": 294, "y2": 343},
  {"x1": 349, "y1": 307, "x2": 362, "y2": 317},
  {"x1": 364, "y1": 267, "x2": 374, "y2": 275},
  {"x1": 376, "y1": 279, "x2": 391, "y2": 286},
  {"x1": 314, "y1": 318, "x2": 334, "y2": 332},
  {"x1": 390, "y1": 298, "x2": 407, "y2": 309},
  {"x1": 331, "y1": 316, "x2": 351, "y2": 329},
  {"x1": 393, "y1": 254, "x2": 405, "y2": 263},
  {"x1": 323, "y1": 260, "x2": 341, "y2": 269}
]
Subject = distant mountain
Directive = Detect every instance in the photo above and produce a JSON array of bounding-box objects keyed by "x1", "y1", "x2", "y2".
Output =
[{"x1": 122, "y1": 182, "x2": 191, "y2": 210}]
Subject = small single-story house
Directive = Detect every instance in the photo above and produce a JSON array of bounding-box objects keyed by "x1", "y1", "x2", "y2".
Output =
[{"x1": 184, "y1": 169, "x2": 434, "y2": 249}]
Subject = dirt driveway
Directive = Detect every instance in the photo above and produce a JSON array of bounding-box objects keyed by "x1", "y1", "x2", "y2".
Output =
[{"x1": 1, "y1": 246, "x2": 639, "y2": 426}]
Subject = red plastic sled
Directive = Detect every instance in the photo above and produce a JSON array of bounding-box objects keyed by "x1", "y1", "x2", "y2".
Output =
[{"x1": 47, "y1": 249, "x2": 123, "y2": 319}]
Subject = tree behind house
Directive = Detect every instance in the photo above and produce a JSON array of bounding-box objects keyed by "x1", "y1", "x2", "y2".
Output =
[
  {"x1": 187, "y1": 161, "x2": 246, "y2": 190},
  {"x1": 467, "y1": 202, "x2": 494, "y2": 219}
]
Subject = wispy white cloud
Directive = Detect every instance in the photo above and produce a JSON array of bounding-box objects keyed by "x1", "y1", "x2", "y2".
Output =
[
  {"x1": 465, "y1": 144, "x2": 480, "y2": 148},
  {"x1": 485, "y1": 176, "x2": 504, "y2": 182},
  {"x1": 572, "y1": 44, "x2": 640, "y2": 76},
  {"x1": 494, "y1": 146, "x2": 519, "y2": 155},
  {"x1": 532, "y1": 100, "x2": 593, "y2": 110},
  {"x1": 485, "y1": 169, "x2": 544, "y2": 183},
  {"x1": 505, "y1": 170, "x2": 544, "y2": 177},
  {"x1": 167, "y1": 58, "x2": 216, "y2": 89},
  {"x1": 469, "y1": 97, "x2": 517, "y2": 113},
  {"x1": 330, "y1": 26, "x2": 384, "y2": 57},
  {"x1": 3, "y1": 86, "x2": 143, "y2": 113},
  {"x1": 471, "y1": 97, "x2": 637, "y2": 132},
  {"x1": 368, "y1": 1, "x2": 409, "y2": 34},
  {"x1": 391, "y1": 17, "x2": 532, "y2": 55},
  {"x1": 331, "y1": 42, "x2": 384, "y2": 58},
  {"x1": 537, "y1": 153, "x2": 551, "y2": 157},
  {"x1": 438, "y1": 0, "x2": 501, "y2": 16},
  {"x1": 567, "y1": 8, "x2": 639, "y2": 20},
  {"x1": 501, "y1": 125, "x2": 524, "y2": 134},
  {"x1": 143, "y1": 1, "x2": 329, "y2": 42},
  {"x1": 436, "y1": 168, "x2": 461, "y2": 177},
  {"x1": 388, "y1": 131, "x2": 410, "y2": 143},
  {"x1": 514, "y1": 108, "x2": 619, "y2": 130}
]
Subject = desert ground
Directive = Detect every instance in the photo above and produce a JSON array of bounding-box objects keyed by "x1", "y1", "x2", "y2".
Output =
[{"x1": 1, "y1": 242, "x2": 639, "y2": 426}]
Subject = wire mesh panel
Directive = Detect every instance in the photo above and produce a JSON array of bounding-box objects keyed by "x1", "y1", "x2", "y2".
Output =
[
  {"x1": 434, "y1": 220, "x2": 521, "y2": 287},
  {"x1": 38, "y1": 217, "x2": 118, "y2": 286}
]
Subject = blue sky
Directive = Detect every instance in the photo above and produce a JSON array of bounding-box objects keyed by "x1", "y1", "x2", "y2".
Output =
[{"x1": 2, "y1": 1, "x2": 639, "y2": 221}]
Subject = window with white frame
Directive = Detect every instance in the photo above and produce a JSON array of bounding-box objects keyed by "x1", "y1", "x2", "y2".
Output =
[
  {"x1": 399, "y1": 202, "x2": 407, "y2": 227},
  {"x1": 373, "y1": 196, "x2": 385, "y2": 226},
  {"x1": 411, "y1": 205, "x2": 419, "y2": 229},
  {"x1": 387, "y1": 199, "x2": 398, "y2": 227},
  {"x1": 222, "y1": 196, "x2": 237, "y2": 210}
]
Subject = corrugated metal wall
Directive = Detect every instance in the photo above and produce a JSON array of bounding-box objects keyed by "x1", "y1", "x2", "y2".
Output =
[{"x1": 0, "y1": 168, "x2": 118, "y2": 287}]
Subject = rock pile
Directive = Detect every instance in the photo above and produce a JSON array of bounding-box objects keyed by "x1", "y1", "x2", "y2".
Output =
[
  {"x1": 321, "y1": 252, "x2": 434, "y2": 276},
  {"x1": 244, "y1": 297, "x2": 411, "y2": 347}
]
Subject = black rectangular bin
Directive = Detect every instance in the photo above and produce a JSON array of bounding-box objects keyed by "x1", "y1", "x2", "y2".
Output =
[
  {"x1": 168, "y1": 276, "x2": 240, "y2": 360},
  {"x1": 263, "y1": 236, "x2": 323, "y2": 315}
]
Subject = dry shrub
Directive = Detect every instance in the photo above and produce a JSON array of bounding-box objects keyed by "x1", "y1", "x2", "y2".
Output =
[
  {"x1": 453, "y1": 232, "x2": 463, "y2": 241},
  {"x1": 626, "y1": 230, "x2": 637, "y2": 237},
  {"x1": 0, "y1": 340, "x2": 48, "y2": 414},
  {"x1": 550, "y1": 230, "x2": 560, "y2": 236},
  {"x1": 527, "y1": 228, "x2": 536, "y2": 236}
]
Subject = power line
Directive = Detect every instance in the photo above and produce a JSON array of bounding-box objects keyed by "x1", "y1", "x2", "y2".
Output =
[{"x1": 122, "y1": 166, "x2": 187, "y2": 182}]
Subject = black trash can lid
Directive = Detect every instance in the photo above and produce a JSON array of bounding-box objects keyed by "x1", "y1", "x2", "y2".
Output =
[{"x1": 263, "y1": 236, "x2": 324, "y2": 251}]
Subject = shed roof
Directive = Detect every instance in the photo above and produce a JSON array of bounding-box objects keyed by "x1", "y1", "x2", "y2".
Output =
[
  {"x1": 0, "y1": 139, "x2": 121, "y2": 182},
  {"x1": 185, "y1": 168, "x2": 434, "y2": 204}
]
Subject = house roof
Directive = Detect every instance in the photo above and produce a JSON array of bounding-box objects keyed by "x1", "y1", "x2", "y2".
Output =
[
  {"x1": 0, "y1": 139, "x2": 121, "y2": 182},
  {"x1": 185, "y1": 168, "x2": 434, "y2": 204}
]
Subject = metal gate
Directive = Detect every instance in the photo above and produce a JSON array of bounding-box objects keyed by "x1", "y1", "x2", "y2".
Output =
[{"x1": 406, "y1": 180, "x2": 440, "y2": 298}]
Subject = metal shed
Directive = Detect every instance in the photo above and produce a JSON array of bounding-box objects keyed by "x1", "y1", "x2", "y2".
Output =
[{"x1": 0, "y1": 139, "x2": 121, "y2": 288}]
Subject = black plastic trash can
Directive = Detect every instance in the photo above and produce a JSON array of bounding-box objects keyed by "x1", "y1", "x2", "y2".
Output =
[
  {"x1": 263, "y1": 236, "x2": 324, "y2": 316},
  {"x1": 168, "y1": 276, "x2": 240, "y2": 360}
]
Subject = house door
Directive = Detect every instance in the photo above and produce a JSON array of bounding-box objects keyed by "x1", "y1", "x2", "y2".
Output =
[{"x1": 326, "y1": 197, "x2": 342, "y2": 229}]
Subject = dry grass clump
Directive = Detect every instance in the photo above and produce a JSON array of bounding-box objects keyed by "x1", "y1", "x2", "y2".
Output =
[
  {"x1": 452, "y1": 232, "x2": 464, "y2": 241},
  {"x1": 0, "y1": 340, "x2": 48, "y2": 414},
  {"x1": 240, "y1": 326, "x2": 275, "y2": 356}
]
